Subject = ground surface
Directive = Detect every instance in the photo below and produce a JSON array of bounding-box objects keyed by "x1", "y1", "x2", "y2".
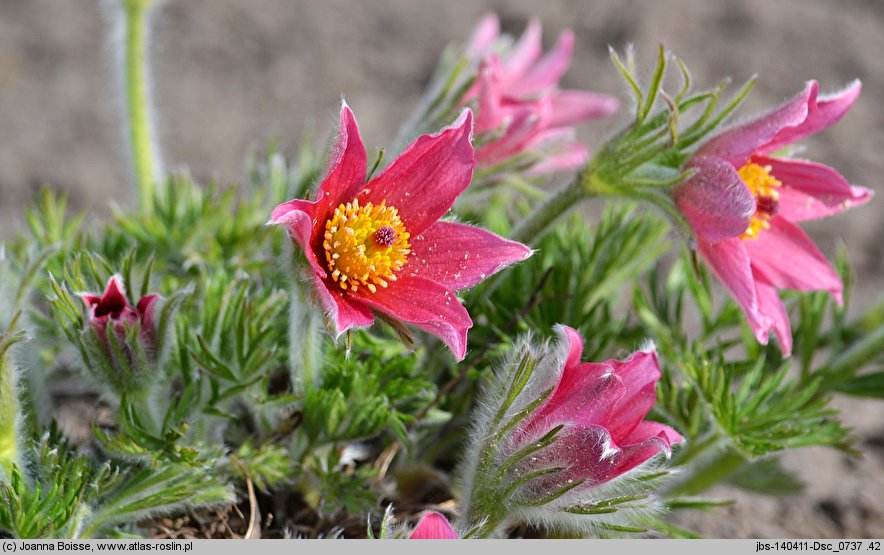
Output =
[{"x1": 1, "y1": 0, "x2": 882, "y2": 539}]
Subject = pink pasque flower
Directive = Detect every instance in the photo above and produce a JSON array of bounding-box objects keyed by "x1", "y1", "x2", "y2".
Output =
[
  {"x1": 80, "y1": 275, "x2": 158, "y2": 359},
  {"x1": 459, "y1": 326, "x2": 681, "y2": 534},
  {"x1": 465, "y1": 14, "x2": 618, "y2": 174},
  {"x1": 270, "y1": 104, "x2": 531, "y2": 360},
  {"x1": 518, "y1": 326, "x2": 682, "y2": 489},
  {"x1": 408, "y1": 512, "x2": 458, "y2": 539},
  {"x1": 674, "y1": 80, "x2": 873, "y2": 355}
]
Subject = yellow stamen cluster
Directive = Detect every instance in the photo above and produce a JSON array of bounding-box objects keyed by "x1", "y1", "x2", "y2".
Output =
[
  {"x1": 323, "y1": 199, "x2": 411, "y2": 294},
  {"x1": 738, "y1": 162, "x2": 782, "y2": 240}
]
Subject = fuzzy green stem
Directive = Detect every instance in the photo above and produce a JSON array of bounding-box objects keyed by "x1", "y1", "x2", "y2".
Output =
[
  {"x1": 0, "y1": 372, "x2": 18, "y2": 479},
  {"x1": 122, "y1": 0, "x2": 158, "y2": 213},
  {"x1": 289, "y1": 279, "x2": 323, "y2": 394},
  {"x1": 0, "y1": 318, "x2": 25, "y2": 480},
  {"x1": 509, "y1": 175, "x2": 589, "y2": 245}
]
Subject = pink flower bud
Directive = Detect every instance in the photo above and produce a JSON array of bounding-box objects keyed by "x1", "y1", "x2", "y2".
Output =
[{"x1": 77, "y1": 275, "x2": 161, "y2": 394}]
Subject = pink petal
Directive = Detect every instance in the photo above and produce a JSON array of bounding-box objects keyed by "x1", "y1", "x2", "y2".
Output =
[
  {"x1": 508, "y1": 30, "x2": 574, "y2": 97},
  {"x1": 531, "y1": 424, "x2": 617, "y2": 486},
  {"x1": 269, "y1": 199, "x2": 374, "y2": 334},
  {"x1": 607, "y1": 421, "x2": 682, "y2": 479},
  {"x1": 533, "y1": 420, "x2": 679, "y2": 486},
  {"x1": 269, "y1": 199, "x2": 329, "y2": 286},
  {"x1": 761, "y1": 80, "x2": 861, "y2": 155},
  {"x1": 475, "y1": 56, "x2": 504, "y2": 133},
  {"x1": 135, "y1": 294, "x2": 159, "y2": 334},
  {"x1": 409, "y1": 511, "x2": 458, "y2": 539},
  {"x1": 313, "y1": 103, "x2": 367, "y2": 221},
  {"x1": 95, "y1": 276, "x2": 130, "y2": 318},
  {"x1": 407, "y1": 221, "x2": 532, "y2": 290},
  {"x1": 674, "y1": 156, "x2": 755, "y2": 243},
  {"x1": 80, "y1": 294, "x2": 101, "y2": 307},
  {"x1": 549, "y1": 90, "x2": 619, "y2": 127},
  {"x1": 622, "y1": 420, "x2": 684, "y2": 449},
  {"x1": 270, "y1": 198, "x2": 319, "y2": 242},
  {"x1": 528, "y1": 363, "x2": 624, "y2": 432},
  {"x1": 135, "y1": 294, "x2": 158, "y2": 315},
  {"x1": 315, "y1": 282, "x2": 375, "y2": 336},
  {"x1": 698, "y1": 238, "x2": 772, "y2": 344},
  {"x1": 502, "y1": 18, "x2": 542, "y2": 85},
  {"x1": 476, "y1": 98, "x2": 550, "y2": 165},
  {"x1": 359, "y1": 110, "x2": 474, "y2": 237},
  {"x1": 755, "y1": 156, "x2": 873, "y2": 221},
  {"x1": 698, "y1": 81, "x2": 815, "y2": 167},
  {"x1": 466, "y1": 13, "x2": 500, "y2": 56},
  {"x1": 604, "y1": 351, "x2": 662, "y2": 442},
  {"x1": 559, "y1": 324, "x2": 584, "y2": 371},
  {"x1": 755, "y1": 280, "x2": 793, "y2": 356},
  {"x1": 745, "y1": 217, "x2": 843, "y2": 303},
  {"x1": 357, "y1": 275, "x2": 472, "y2": 360}
]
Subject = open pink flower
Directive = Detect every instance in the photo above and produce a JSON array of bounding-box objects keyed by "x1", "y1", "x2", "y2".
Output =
[
  {"x1": 408, "y1": 512, "x2": 458, "y2": 539},
  {"x1": 674, "y1": 80, "x2": 873, "y2": 355},
  {"x1": 518, "y1": 326, "x2": 682, "y2": 489},
  {"x1": 270, "y1": 104, "x2": 531, "y2": 360},
  {"x1": 465, "y1": 14, "x2": 618, "y2": 174},
  {"x1": 80, "y1": 275, "x2": 158, "y2": 360}
]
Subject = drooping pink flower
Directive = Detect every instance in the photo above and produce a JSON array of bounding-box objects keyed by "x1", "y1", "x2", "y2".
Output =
[
  {"x1": 674, "y1": 80, "x2": 873, "y2": 355},
  {"x1": 464, "y1": 15, "x2": 618, "y2": 174},
  {"x1": 270, "y1": 104, "x2": 531, "y2": 360},
  {"x1": 408, "y1": 511, "x2": 459, "y2": 540},
  {"x1": 80, "y1": 275, "x2": 159, "y2": 360},
  {"x1": 518, "y1": 326, "x2": 682, "y2": 489}
]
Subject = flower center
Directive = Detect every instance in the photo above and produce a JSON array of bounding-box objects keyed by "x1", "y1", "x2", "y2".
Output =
[
  {"x1": 323, "y1": 199, "x2": 411, "y2": 293},
  {"x1": 738, "y1": 162, "x2": 782, "y2": 240}
]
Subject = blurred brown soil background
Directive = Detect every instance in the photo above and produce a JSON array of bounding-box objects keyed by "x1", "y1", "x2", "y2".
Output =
[{"x1": 0, "y1": 0, "x2": 882, "y2": 538}]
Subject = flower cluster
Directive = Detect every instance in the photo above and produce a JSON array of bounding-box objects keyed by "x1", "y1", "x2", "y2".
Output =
[
  {"x1": 12, "y1": 5, "x2": 875, "y2": 541},
  {"x1": 464, "y1": 14, "x2": 618, "y2": 176}
]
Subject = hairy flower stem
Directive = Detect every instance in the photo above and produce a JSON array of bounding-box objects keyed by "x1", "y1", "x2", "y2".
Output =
[
  {"x1": 289, "y1": 279, "x2": 323, "y2": 394},
  {"x1": 510, "y1": 175, "x2": 589, "y2": 246},
  {"x1": 0, "y1": 313, "x2": 25, "y2": 481},
  {"x1": 121, "y1": 0, "x2": 159, "y2": 213},
  {"x1": 463, "y1": 437, "x2": 508, "y2": 537}
]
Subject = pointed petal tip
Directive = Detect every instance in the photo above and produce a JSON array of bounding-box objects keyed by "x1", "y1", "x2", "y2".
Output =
[
  {"x1": 451, "y1": 107, "x2": 475, "y2": 140},
  {"x1": 638, "y1": 339, "x2": 657, "y2": 355},
  {"x1": 467, "y1": 13, "x2": 501, "y2": 55},
  {"x1": 103, "y1": 275, "x2": 128, "y2": 302}
]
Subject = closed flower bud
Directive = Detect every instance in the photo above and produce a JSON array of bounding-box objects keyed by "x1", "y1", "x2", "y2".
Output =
[{"x1": 76, "y1": 275, "x2": 162, "y2": 396}]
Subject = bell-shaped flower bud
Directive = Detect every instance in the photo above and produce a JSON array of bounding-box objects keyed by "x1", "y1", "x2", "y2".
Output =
[{"x1": 74, "y1": 275, "x2": 177, "y2": 397}]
